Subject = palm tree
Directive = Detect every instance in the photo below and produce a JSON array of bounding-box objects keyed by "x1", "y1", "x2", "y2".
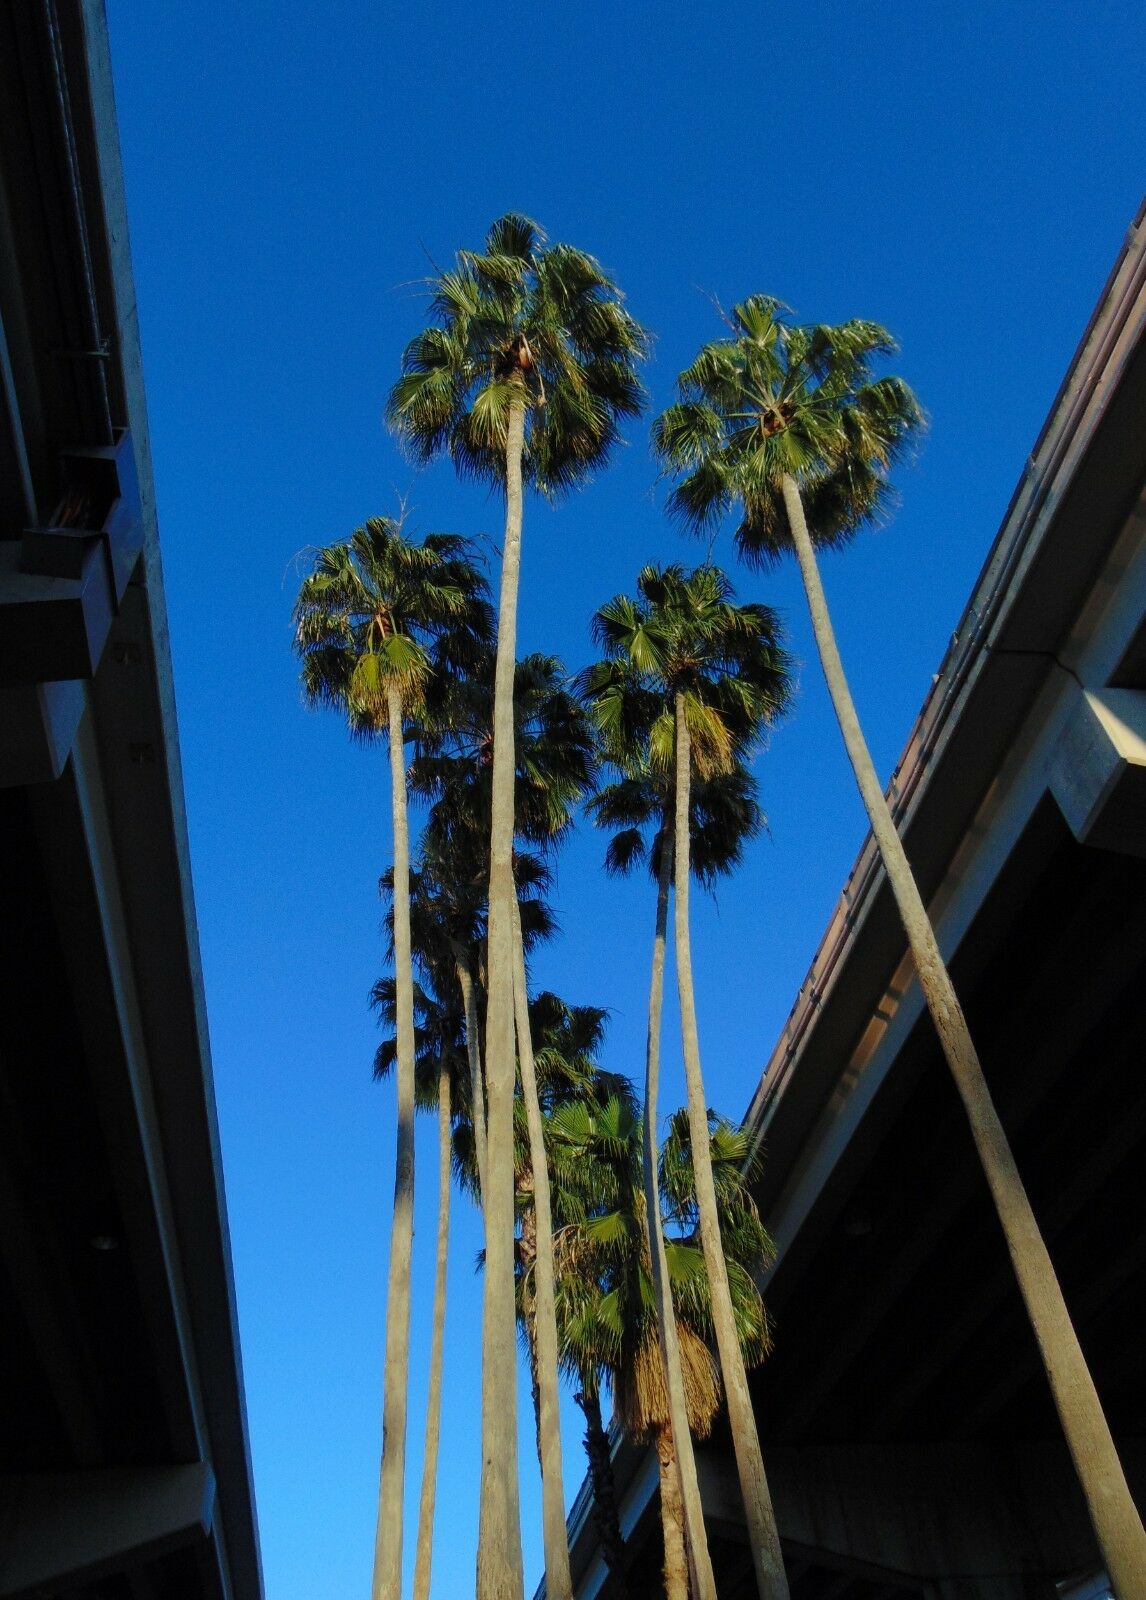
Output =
[
  {"x1": 411, "y1": 648, "x2": 595, "y2": 1599},
  {"x1": 584, "y1": 771, "x2": 719, "y2": 1599},
  {"x1": 375, "y1": 844, "x2": 490, "y2": 1600},
  {"x1": 552, "y1": 1097, "x2": 774, "y2": 1600},
  {"x1": 400, "y1": 841, "x2": 493, "y2": 1206},
  {"x1": 584, "y1": 564, "x2": 791, "y2": 1600},
  {"x1": 586, "y1": 756, "x2": 768, "y2": 1600},
  {"x1": 389, "y1": 218, "x2": 648, "y2": 1600},
  {"x1": 512, "y1": 994, "x2": 630, "y2": 1451},
  {"x1": 413, "y1": 651, "x2": 595, "y2": 859},
  {"x1": 375, "y1": 843, "x2": 556, "y2": 1600},
  {"x1": 654, "y1": 301, "x2": 1146, "y2": 1596},
  {"x1": 372, "y1": 963, "x2": 463, "y2": 1600},
  {"x1": 293, "y1": 518, "x2": 491, "y2": 1600}
]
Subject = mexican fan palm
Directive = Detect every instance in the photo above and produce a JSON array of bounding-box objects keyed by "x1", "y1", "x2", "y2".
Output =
[
  {"x1": 398, "y1": 843, "x2": 493, "y2": 1204},
  {"x1": 293, "y1": 518, "x2": 491, "y2": 1600},
  {"x1": 375, "y1": 852, "x2": 480, "y2": 1600},
  {"x1": 511, "y1": 995, "x2": 630, "y2": 1451},
  {"x1": 586, "y1": 755, "x2": 763, "y2": 1597},
  {"x1": 412, "y1": 648, "x2": 595, "y2": 1598},
  {"x1": 389, "y1": 216, "x2": 647, "y2": 1600},
  {"x1": 413, "y1": 651, "x2": 595, "y2": 858},
  {"x1": 655, "y1": 301, "x2": 1146, "y2": 1595},
  {"x1": 551, "y1": 1096, "x2": 773, "y2": 1600},
  {"x1": 373, "y1": 970, "x2": 460, "y2": 1600},
  {"x1": 375, "y1": 846, "x2": 555, "y2": 1600},
  {"x1": 584, "y1": 563, "x2": 791, "y2": 1600}
]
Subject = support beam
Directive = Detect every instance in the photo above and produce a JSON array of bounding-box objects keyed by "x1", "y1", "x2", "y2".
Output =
[
  {"x1": 0, "y1": 677, "x2": 86, "y2": 787},
  {"x1": 923, "y1": 1583, "x2": 1056, "y2": 1600},
  {"x1": 0, "y1": 1108, "x2": 103, "y2": 1464},
  {"x1": 0, "y1": 1462, "x2": 215, "y2": 1599},
  {"x1": 695, "y1": 1440, "x2": 1144, "y2": 1584},
  {"x1": 1050, "y1": 685, "x2": 1146, "y2": 856}
]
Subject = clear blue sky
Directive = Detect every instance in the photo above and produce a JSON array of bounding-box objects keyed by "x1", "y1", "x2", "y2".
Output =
[{"x1": 104, "y1": 4, "x2": 1143, "y2": 1597}]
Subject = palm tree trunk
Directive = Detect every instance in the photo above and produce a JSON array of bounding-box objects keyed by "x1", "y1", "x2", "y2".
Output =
[
  {"x1": 412, "y1": 1057, "x2": 452, "y2": 1600},
  {"x1": 655, "y1": 1421, "x2": 690, "y2": 1600},
  {"x1": 454, "y1": 949, "x2": 488, "y2": 1209},
  {"x1": 512, "y1": 895, "x2": 575, "y2": 1600},
  {"x1": 575, "y1": 1387, "x2": 629, "y2": 1600},
  {"x1": 478, "y1": 385, "x2": 528, "y2": 1600},
  {"x1": 372, "y1": 685, "x2": 417, "y2": 1600},
  {"x1": 642, "y1": 817, "x2": 718, "y2": 1600},
  {"x1": 672, "y1": 697, "x2": 789, "y2": 1600},
  {"x1": 780, "y1": 471, "x2": 1146, "y2": 1598},
  {"x1": 516, "y1": 1173, "x2": 542, "y2": 1460}
]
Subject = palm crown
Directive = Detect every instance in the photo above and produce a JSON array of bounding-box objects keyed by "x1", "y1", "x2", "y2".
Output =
[
  {"x1": 412, "y1": 651, "x2": 596, "y2": 852},
  {"x1": 588, "y1": 763, "x2": 763, "y2": 889},
  {"x1": 371, "y1": 974, "x2": 467, "y2": 1113},
  {"x1": 549, "y1": 1095, "x2": 772, "y2": 1438},
  {"x1": 293, "y1": 517, "x2": 493, "y2": 727},
  {"x1": 583, "y1": 563, "x2": 790, "y2": 779},
  {"x1": 387, "y1": 214, "x2": 650, "y2": 494},
  {"x1": 653, "y1": 298, "x2": 924, "y2": 565}
]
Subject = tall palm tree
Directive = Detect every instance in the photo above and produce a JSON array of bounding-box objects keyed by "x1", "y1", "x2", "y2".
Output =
[
  {"x1": 584, "y1": 563, "x2": 791, "y2": 1600},
  {"x1": 389, "y1": 218, "x2": 648, "y2": 1600},
  {"x1": 654, "y1": 301, "x2": 1146, "y2": 1596},
  {"x1": 411, "y1": 648, "x2": 595, "y2": 1599},
  {"x1": 293, "y1": 518, "x2": 491, "y2": 1600},
  {"x1": 552, "y1": 1097, "x2": 773, "y2": 1600},
  {"x1": 376, "y1": 844, "x2": 556, "y2": 1600},
  {"x1": 413, "y1": 651, "x2": 595, "y2": 858},
  {"x1": 586, "y1": 756, "x2": 766, "y2": 1600},
  {"x1": 375, "y1": 846, "x2": 486, "y2": 1600},
  {"x1": 397, "y1": 840, "x2": 493, "y2": 1206},
  {"x1": 372, "y1": 964, "x2": 462, "y2": 1600},
  {"x1": 511, "y1": 994, "x2": 630, "y2": 1453}
]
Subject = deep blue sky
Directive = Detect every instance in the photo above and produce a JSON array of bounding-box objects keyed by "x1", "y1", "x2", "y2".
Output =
[{"x1": 104, "y1": 4, "x2": 1143, "y2": 1597}]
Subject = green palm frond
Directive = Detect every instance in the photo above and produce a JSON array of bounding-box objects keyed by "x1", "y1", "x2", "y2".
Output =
[
  {"x1": 545, "y1": 1091, "x2": 774, "y2": 1444},
  {"x1": 413, "y1": 648, "x2": 596, "y2": 863},
  {"x1": 655, "y1": 299, "x2": 925, "y2": 563},
  {"x1": 581, "y1": 561, "x2": 790, "y2": 883},
  {"x1": 292, "y1": 517, "x2": 493, "y2": 739},
  {"x1": 370, "y1": 973, "x2": 468, "y2": 1113},
  {"x1": 388, "y1": 214, "x2": 650, "y2": 495}
]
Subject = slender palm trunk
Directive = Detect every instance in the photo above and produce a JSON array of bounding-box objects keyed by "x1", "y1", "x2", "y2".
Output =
[
  {"x1": 655, "y1": 1422, "x2": 690, "y2": 1600},
  {"x1": 672, "y1": 698, "x2": 789, "y2": 1600},
  {"x1": 478, "y1": 387, "x2": 528, "y2": 1600},
  {"x1": 575, "y1": 1387, "x2": 629, "y2": 1600},
  {"x1": 781, "y1": 471, "x2": 1146, "y2": 1598},
  {"x1": 516, "y1": 1172, "x2": 543, "y2": 1459},
  {"x1": 372, "y1": 686, "x2": 417, "y2": 1600},
  {"x1": 642, "y1": 819, "x2": 718, "y2": 1600},
  {"x1": 512, "y1": 896, "x2": 575, "y2": 1600},
  {"x1": 412, "y1": 1058, "x2": 452, "y2": 1600},
  {"x1": 517, "y1": 1184, "x2": 543, "y2": 1460},
  {"x1": 455, "y1": 949, "x2": 488, "y2": 1209}
]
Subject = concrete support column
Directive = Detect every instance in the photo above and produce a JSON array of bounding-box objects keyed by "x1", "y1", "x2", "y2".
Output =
[{"x1": 1049, "y1": 684, "x2": 1146, "y2": 856}]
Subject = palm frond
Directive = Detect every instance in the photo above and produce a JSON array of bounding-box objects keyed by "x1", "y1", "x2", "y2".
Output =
[
  {"x1": 388, "y1": 216, "x2": 649, "y2": 495},
  {"x1": 654, "y1": 303, "x2": 924, "y2": 559},
  {"x1": 292, "y1": 518, "x2": 493, "y2": 739}
]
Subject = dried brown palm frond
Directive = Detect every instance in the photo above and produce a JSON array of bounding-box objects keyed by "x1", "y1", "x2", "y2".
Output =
[{"x1": 616, "y1": 1324, "x2": 720, "y2": 1443}]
